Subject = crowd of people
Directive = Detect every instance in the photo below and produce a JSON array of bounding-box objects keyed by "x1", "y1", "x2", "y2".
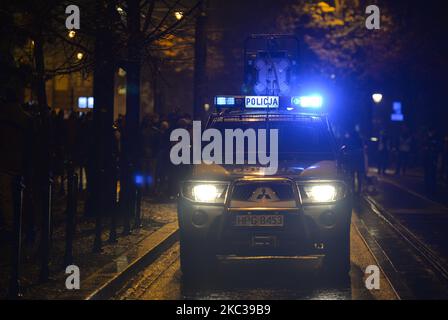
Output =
[
  {"x1": 375, "y1": 126, "x2": 448, "y2": 193},
  {"x1": 3, "y1": 95, "x2": 448, "y2": 239},
  {"x1": 53, "y1": 109, "x2": 194, "y2": 202},
  {"x1": 343, "y1": 126, "x2": 448, "y2": 194},
  {"x1": 118, "y1": 111, "x2": 193, "y2": 199},
  {"x1": 0, "y1": 96, "x2": 193, "y2": 240}
]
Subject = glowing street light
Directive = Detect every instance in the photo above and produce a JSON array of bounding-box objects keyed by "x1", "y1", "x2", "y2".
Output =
[
  {"x1": 118, "y1": 68, "x2": 126, "y2": 77},
  {"x1": 372, "y1": 93, "x2": 383, "y2": 104},
  {"x1": 117, "y1": 6, "x2": 125, "y2": 15},
  {"x1": 76, "y1": 52, "x2": 84, "y2": 60},
  {"x1": 174, "y1": 11, "x2": 184, "y2": 20},
  {"x1": 68, "y1": 30, "x2": 76, "y2": 38}
]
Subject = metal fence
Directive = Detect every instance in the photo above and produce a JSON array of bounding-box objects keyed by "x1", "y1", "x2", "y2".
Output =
[{"x1": 1, "y1": 162, "x2": 143, "y2": 299}]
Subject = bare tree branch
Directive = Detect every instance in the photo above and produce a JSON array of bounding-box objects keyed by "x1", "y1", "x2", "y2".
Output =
[
  {"x1": 142, "y1": 0, "x2": 156, "y2": 33},
  {"x1": 144, "y1": 0, "x2": 200, "y2": 45}
]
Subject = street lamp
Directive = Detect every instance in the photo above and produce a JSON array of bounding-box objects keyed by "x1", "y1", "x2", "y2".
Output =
[
  {"x1": 174, "y1": 11, "x2": 184, "y2": 20},
  {"x1": 372, "y1": 93, "x2": 383, "y2": 104},
  {"x1": 76, "y1": 52, "x2": 84, "y2": 60},
  {"x1": 370, "y1": 93, "x2": 383, "y2": 137}
]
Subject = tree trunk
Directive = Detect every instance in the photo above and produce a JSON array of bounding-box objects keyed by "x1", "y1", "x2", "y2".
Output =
[
  {"x1": 33, "y1": 31, "x2": 52, "y2": 281},
  {"x1": 89, "y1": 1, "x2": 116, "y2": 219},
  {"x1": 122, "y1": 0, "x2": 142, "y2": 229},
  {"x1": 126, "y1": 0, "x2": 142, "y2": 149},
  {"x1": 193, "y1": 0, "x2": 207, "y2": 121},
  {"x1": 33, "y1": 35, "x2": 47, "y2": 109}
]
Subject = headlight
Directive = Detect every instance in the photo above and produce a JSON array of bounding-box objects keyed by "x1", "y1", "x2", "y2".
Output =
[
  {"x1": 182, "y1": 182, "x2": 228, "y2": 204},
  {"x1": 299, "y1": 182, "x2": 345, "y2": 204}
]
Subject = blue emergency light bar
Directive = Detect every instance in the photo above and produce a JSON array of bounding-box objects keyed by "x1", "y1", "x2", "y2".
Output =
[
  {"x1": 214, "y1": 96, "x2": 244, "y2": 107},
  {"x1": 214, "y1": 95, "x2": 324, "y2": 111},
  {"x1": 215, "y1": 96, "x2": 236, "y2": 106},
  {"x1": 291, "y1": 95, "x2": 323, "y2": 108}
]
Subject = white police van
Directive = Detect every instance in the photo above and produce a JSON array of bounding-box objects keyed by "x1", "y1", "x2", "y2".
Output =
[{"x1": 177, "y1": 35, "x2": 353, "y2": 281}]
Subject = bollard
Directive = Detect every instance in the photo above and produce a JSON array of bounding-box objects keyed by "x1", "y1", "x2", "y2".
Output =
[
  {"x1": 39, "y1": 176, "x2": 52, "y2": 282},
  {"x1": 93, "y1": 169, "x2": 104, "y2": 253},
  {"x1": 64, "y1": 163, "x2": 77, "y2": 265},
  {"x1": 8, "y1": 175, "x2": 24, "y2": 299}
]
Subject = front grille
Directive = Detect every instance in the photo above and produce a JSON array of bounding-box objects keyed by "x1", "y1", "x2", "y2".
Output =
[{"x1": 229, "y1": 180, "x2": 297, "y2": 208}]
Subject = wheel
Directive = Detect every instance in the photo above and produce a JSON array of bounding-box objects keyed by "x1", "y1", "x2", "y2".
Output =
[
  {"x1": 179, "y1": 237, "x2": 216, "y2": 282},
  {"x1": 322, "y1": 229, "x2": 351, "y2": 279}
]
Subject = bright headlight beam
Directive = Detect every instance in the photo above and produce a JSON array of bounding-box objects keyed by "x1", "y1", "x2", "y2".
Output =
[
  {"x1": 306, "y1": 185, "x2": 337, "y2": 202},
  {"x1": 192, "y1": 184, "x2": 220, "y2": 202}
]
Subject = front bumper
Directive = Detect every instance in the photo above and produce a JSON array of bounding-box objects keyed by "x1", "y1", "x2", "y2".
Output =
[{"x1": 177, "y1": 180, "x2": 352, "y2": 256}]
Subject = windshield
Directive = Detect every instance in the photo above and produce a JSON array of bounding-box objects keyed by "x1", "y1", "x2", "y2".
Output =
[{"x1": 211, "y1": 118, "x2": 335, "y2": 161}]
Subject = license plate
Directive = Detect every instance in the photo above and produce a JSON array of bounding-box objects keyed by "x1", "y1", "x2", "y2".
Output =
[
  {"x1": 235, "y1": 215, "x2": 284, "y2": 227},
  {"x1": 245, "y1": 96, "x2": 279, "y2": 108}
]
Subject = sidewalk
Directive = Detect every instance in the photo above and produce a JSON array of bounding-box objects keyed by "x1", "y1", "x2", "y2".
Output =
[
  {"x1": 0, "y1": 196, "x2": 177, "y2": 300},
  {"x1": 374, "y1": 167, "x2": 448, "y2": 208},
  {"x1": 365, "y1": 168, "x2": 448, "y2": 267}
]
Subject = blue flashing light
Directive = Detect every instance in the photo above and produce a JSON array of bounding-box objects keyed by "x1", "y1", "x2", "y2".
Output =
[
  {"x1": 215, "y1": 96, "x2": 235, "y2": 106},
  {"x1": 291, "y1": 95, "x2": 323, "y2": 108},
  {"x1": 291, "y1": 96, "x2": 301, "y2": 106},
  {"x1": 135, "y1": 174, "x2": 144, "y2": 186},
  {"x1": 216, "y1": 97, "x2": 226, "y2": 105}
]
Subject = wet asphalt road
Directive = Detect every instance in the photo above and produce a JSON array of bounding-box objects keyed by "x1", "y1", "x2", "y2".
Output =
[
  {"x1": 373, "y1": 176, "x2": 448, "y2": 266},
  {"x1": 113, "y1": 218, "x2": 397, "y2": 300},
  {"x1": 359, "y1": 175, "x2": 448, "y2": 299},
  {"x1": 110, "y1": 174, "x2": 448, "y2": 300}
]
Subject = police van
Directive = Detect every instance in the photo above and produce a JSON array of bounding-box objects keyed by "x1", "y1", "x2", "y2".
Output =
[{"x1": 177, "y1": 35, "x2": 353, "y2": 280}]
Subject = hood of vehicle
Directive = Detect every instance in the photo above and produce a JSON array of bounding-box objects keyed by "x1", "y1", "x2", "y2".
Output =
[{"x1": 190, "y1": 160, "x2": 339, "y2": 181}]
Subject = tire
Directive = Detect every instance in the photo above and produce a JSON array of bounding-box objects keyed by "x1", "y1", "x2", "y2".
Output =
[
  {"x1": 322, "y1": 229, "x2": 351, "y2": 279},
  {"x1": 180, "y1": 237, "x2": 216, "y2": 282}
]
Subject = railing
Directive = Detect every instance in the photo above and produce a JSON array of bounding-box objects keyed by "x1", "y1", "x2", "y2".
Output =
[{"x1": 1, "y1": 162, "x2": 144, "y2": 299}]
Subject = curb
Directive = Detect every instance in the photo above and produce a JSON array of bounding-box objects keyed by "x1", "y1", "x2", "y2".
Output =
[{"x1": 85, "y1": 221, "x2": 179, "y2": 300}]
